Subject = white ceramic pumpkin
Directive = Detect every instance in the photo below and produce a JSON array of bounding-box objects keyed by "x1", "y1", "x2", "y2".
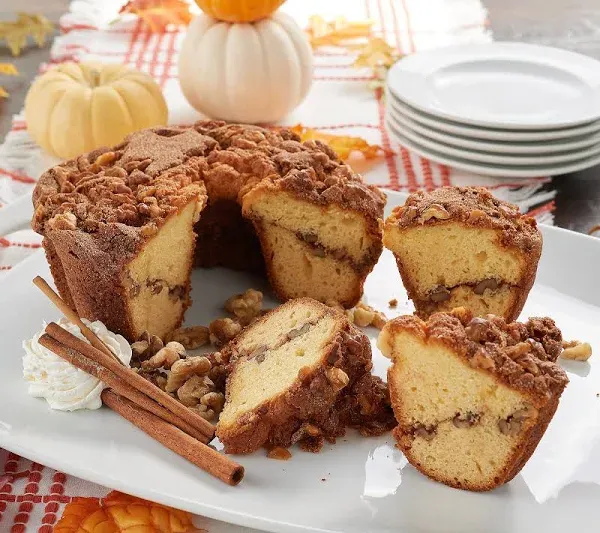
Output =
[
  {"x1": 179, "y1": 13, "x2": 313, "y2": 123},
  {"x1": 25, "y1": 62, "x2": 168, "y2": 159}
]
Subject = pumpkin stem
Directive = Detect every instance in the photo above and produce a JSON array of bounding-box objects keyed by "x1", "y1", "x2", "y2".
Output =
[{"x1": 89, "y1": 68, "x2": 100, "y2": 87}]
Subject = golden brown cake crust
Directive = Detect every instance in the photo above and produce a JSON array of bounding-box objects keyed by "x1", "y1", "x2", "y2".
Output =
[
  {"x1": 215, "y1": 301, "x2": 377, "y2": 454},
  {"x1": 33, "y1": 121, "x2": 385, "y2": 235},
  {"x1": 387, "y1": 186, "x2": 541, "y2": 254},
  {"x1": 33, "y1": 128, "x2": 213, "y2": 233},
  {"x1": 385, "y1": 308, "x2": 568, "y2": 399}
]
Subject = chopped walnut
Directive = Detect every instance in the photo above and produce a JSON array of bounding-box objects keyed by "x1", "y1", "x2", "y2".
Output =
[
  {"x1": 224, "y1": 289, "x2": 263, "y2": 325},
  {"x1": 348, "y1": 302, "x2": 387, "y2": 329},
  {"x1": 421, "y1": 204, "x2": 450, "y2": 222},
  {"x1": 182, "y1": 386, "x2": 223, "y2": 421},
  {"x1": 166, "y1": 325, "x2": 209, "y2": 350},
  {"x1": 561, "y1": 341, "x2": 592, "y2": 361},
  {"x1": 353, "y1": 306, "x2": 375, "y2": 327},
  {"x1": 467, "y1": 209, "x2": 486, "y2": 222},
  {"x1": 413, "y1": 424, "x2": 437, "y2": 441},
  {"x1": 498, "y1": 405, "x2": 537, "y2": 436},
  {"x1": 135, "y1": 368, "x2": 168, "y2": 391},
  {"x1": 506, "y1": 342, "x2": 532, "y2": 359},
  {"x1": 177, "y1": 375, "x2": 214, "y2": 407},
  {"x1": 209, "y1": 318, "x2": 242, "y2": 347},
  {"x1": 48, "y1": 212, "x2": 77, "y2": 230},
  {"x1": 130, "y1": 331, "x2": 164, "y2": 366},
  {"x1": 166, "y1": 356, "x2": 212, "y2": 392},
  {"x1": 326, "y1": 367, "x2": 349, "y2": 392},
  {"x1": 201, "y1": 391, "x2": 225, "y2": 413},
  {"x1": 267, "y1": 447, "x2": 292, "y2": 460},
  {"x1": 469, "y1": 348, "x2": 495, "y2": 370},
  {"x1": 372, "y1": 312, "x2": 387, "y2": 330},
  {"x1": 94, "y1": 151, "x2": 118, "y2": 167},
  {"x1": 190, "y1": 403, "x2": 216, "y2": 421},
  {"x1": 141, "y1": 341, "x2": 185, "y2": 370},
  {"x1": 305, "y1": 424, "x2": 322, "y2": 437},
  {"x1": 131, "y1": 340, "x2": 149, "y2": 358}
]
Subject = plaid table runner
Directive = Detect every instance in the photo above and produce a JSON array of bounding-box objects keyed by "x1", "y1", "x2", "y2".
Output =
[{"x1": 0, "y1": 0, "x2": 556, "y2": 530}]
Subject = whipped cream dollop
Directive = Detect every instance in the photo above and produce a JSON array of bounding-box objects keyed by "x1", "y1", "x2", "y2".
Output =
[{"x1": 23, "y1": 319, "x2": 132, "y2": 411}]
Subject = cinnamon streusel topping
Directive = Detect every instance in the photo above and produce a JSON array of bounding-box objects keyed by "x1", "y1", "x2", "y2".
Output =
[
  {"x1": 387, "y1": 186, "x2": 541, "y2": 252},
  {"x1": 387, "y1": 308, "x2": 568, "y2": 398},
  {"x1": 33, "y1": 121, "x2": 386, "y2": 236}
]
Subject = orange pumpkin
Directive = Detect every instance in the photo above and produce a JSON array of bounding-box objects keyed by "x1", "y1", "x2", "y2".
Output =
[
  {"x1": 194, "y1": 0, "x2": 286, "y2": 22},
  {"x1": 54, "y1": 491, "x2": 202, "y2": 533}
]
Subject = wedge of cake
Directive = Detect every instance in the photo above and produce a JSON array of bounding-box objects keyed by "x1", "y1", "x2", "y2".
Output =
[
  {"x1": 215, "y1": 298, "x2": 375, "y2": 454},
  {"x1": 241, "y1": 165, "x2": 383, "y2": 307},
  {"x1": 33, "y1": 122, "x2": 385, "y2": 341},
  {"x1": 378, "y1": 308, "x2": 568, "y2": 491},
  {"x1": 383, "y1": 187, "x2": 542, "y2": 321}
]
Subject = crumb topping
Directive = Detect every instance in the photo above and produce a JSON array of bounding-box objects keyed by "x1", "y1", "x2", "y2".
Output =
[
  {"x1": 33, "y1": 121, "x2": 385, "y2": 235},
  {"x1": 387, "y1": 186, "x2": 541, "y2": 252},
  {"x1": 388, "y1": 308, "x2": 568, "y2": 397}
]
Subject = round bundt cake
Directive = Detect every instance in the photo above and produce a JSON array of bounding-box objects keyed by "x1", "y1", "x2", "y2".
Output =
[{"x1": 32, "y1": 121, "x2": 386, "y2": 341}]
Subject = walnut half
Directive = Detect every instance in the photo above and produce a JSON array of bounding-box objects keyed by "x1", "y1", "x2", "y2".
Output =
[{"x1": 561, "y1": 341, "x2": 592, "y2": 361}]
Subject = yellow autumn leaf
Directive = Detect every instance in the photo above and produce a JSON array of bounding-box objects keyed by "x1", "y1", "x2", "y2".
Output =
[
  {"x1": 54, "y1": 490, "x2": 204, "y2": 533},
  {"x1": 0, "y1": 63, "x2": 19, "y2": 76},
  {"x1": 0, "y1": 13, "x2": 54, "y2": 56},
  {"x1": 291, "y1": 124, "x2": 390, "y2": 160},
  {"x1": 306, "y1": 15, "x2": 373, "y2": 48},
  {"x1": 353, "y1": 37, "x2": 401, "y2": 70}
]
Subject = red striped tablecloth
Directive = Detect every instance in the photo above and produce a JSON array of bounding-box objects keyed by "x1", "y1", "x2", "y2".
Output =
[{"x1": 0, "y1": 0, "x2": 555, "y2": 530}]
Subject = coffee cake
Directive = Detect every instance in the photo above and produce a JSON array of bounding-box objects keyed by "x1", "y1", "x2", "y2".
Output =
[
  {"x1": 383, "y1": 186, "x2": 542, "y2": 321},
  {"x1": 32, "y1": 121, "x2": 386, "y2": 341},
  {"x1": 378, "y1": 308, "x2": 568, "y2": 491}
]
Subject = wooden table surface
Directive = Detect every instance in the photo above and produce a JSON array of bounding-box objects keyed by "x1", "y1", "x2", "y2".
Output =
[{"x1": 1, "y1": 0, "x2": 599, "y2": 235}]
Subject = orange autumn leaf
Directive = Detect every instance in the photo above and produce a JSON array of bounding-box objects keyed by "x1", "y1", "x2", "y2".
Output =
[
  {"x1": 55, "y1": 490, "x2": 204, "y2": 533},
  {"x1": 291, "y1": 125, "x2": 390, "y2": 161},
  {"x1": 119, "y1": 0, "x2": 192, "y2": 33},
  {"x1": 306, "y1": 15, "x2": 373, "y2": 48}
]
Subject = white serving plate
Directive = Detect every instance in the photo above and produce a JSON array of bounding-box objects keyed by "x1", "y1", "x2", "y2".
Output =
[
  {"x1": 387, "y1": 43, "x2": 600, "y2": 129},
  {"x1": 386, "y1": 118, "x2": 600, "y2": 178},
  {"x1": 387, "y1": 104, "x2": 600, "y2": 154},
  {"x1": 386, "y1": 111, "x2": 600, "y2": 165},
  {"x1": 1, "y1": 191, "x2": 600, "y2": 533},
  {"x1": 386, "y1": 91, "x2": 600, "y2": 141}
]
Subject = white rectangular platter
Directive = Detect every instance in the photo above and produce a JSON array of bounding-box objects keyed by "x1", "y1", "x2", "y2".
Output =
[{"x1": 0, "y1": 191, "x2": 599, "y2": 533}]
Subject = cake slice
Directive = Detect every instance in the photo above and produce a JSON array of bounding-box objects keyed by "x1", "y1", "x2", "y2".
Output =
[
  {"x1": 378, "y1": 308, "x2": 568, "y2": 491},
  {"x1": 34, "y1": 129, "x2": 213, "y2": 341},
  {"x1": 216, "y1": 298, "x2": 375, "y2": 454},
  {"x1": 383, "y1": 187, "x2": 542, "y2": 321},
  {"x1": 242, "y1": 166, "x2": 384, "y2": 308}
]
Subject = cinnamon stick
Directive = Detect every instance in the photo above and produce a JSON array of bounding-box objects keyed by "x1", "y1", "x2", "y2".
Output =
[
  {"x1": 33, "y1": 276, "x2": 121, "y2": 364},
  {"x1": 38, "y1": 334, "x2": 210, "y2": 444},
  {"x1": 45, "y1": 322, "x2": 215, "y2": 441},
  {"x1": 102, "y1": 390, "x2": 244, "y2": 486}
]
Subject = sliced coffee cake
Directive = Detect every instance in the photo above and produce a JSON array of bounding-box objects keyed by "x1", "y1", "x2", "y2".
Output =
[
  {"x1": 378, "y1": 308, "x2": 568, "y2": 491},
  {"x1": 383, "y1": 186, "x2": 542, "y2": 321},
  {"x1": 216, "y1": 298, "x2": 382, "y2": 454}
]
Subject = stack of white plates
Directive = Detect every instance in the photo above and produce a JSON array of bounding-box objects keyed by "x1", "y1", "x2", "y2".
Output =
[{"x1": 386, "y1": 42, "x2": 600, "y2": 177}]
